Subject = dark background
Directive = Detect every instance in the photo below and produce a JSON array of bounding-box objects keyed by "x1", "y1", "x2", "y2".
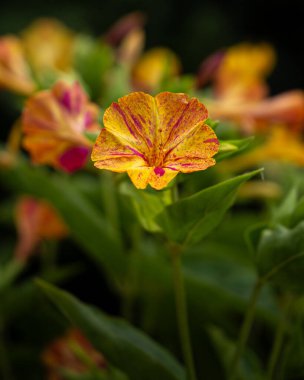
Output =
[{"x1": 1, "y1": 0, "x2": 303, "y2": 94}]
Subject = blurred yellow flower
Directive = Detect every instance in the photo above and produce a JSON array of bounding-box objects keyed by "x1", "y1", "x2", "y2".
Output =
[
  {"x1": 14, "y1": 196, "x2": 68, "y2": 262},
  {"x1": 42, "y1": 329, "x2": 106, "y2": 380},
  {"x1": 0, "y1": 36, "x2": 35, "y2": 95},
  {"x1": 22, "y1": 18, "x2": 74, "y2": 72},
  {"x1": 132, "y1": 48, "x2": 181, "y2": 91},
  {"x1": 91, "y1": 91, "x2": 219, "y2": 189},
  {"x1": 215, "y1": 42, "x2": 275, "y2": 101},
  {"x1": 22, "y1": 81, "x2": 100, "y2": 172}
]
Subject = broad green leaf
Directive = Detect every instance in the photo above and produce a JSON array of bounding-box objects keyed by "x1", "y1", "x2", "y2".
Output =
[
  {"x1": 0, "y1": 161, "x2": 126, "y2": 280},
  {"x1": 36, "y1": 280, "x2": 186, "y2": 380},
  {"x1": 119, "y1": 182, "x2": 171, "y2": 232},
  {"x1": 257, "y1": 222, "x2": 304, "y2": 292},
  {"x1": 156, "y1": 169, "x2": 263, "y2": 246}
]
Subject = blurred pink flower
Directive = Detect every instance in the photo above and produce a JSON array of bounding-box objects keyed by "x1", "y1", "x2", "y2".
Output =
[
  {"x1": 22, "y1": 81, "x2": 100, "y2": 172},
  {"x1": 14, "y1": 196, "x2": 68, "y2": 262},
  {"x1": 42, "y1": 329, "x2": 107, "y2": 380}
]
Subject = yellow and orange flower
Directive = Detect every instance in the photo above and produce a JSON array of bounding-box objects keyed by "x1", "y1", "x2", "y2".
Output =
[
  {"x1": 14, "y1": 196, "x2": 68, "y2": 262},
  {"x1": 132, "y1": 48, "x2": 181, "y2": 91},
  {"x1": 207, "y1": 90, "x2": 304, "y2": 134},
  {"x1": 22, "y1": 81, "x2": 100, "y2": 172},
  {"x1": 0, "y1": 36, "x2": 35, "y2": 95},
  {"x1": 42, "y1": 329, "x2": 106, "y2": 380},
  {"x1": 214, "y1": 42, "x2": 275, "y2": 101},
  {"x1": 91, "y1": 92, "x2": 219, "y2": 189},
  {"x1": 21, "y1": 18, "x2": 75, "y2": 73}
]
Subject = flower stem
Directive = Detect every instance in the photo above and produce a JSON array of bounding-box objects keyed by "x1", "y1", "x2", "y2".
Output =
[
  {"x1": 229, "y1": 280, "x2": 264, "y2": 380},
  {"x1": 100, "y1": 171, "x2": 119, "y2": 232},
  {"x1": 266, "y1": 296, "x2": 293, "y2": 380},
  {"x1": 0, "y1": 319, "x2": 13, "y2": 380},
  {"x1": 171, "y1": 246, "x2": 197, "y2": 380}
]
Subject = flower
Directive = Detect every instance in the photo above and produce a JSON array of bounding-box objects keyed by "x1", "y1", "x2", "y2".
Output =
[
  {"x1": 42, "y1": 329, "x2": 106, "y2": 380},
  {"x1": 207, "y1": 90, "x2": 304, "y2": 134},
  {"x1": 244, "y1": 90, "x2": 304, "y2": 133},
  {"x1": 91, "y1": 91, "x2": 219, "y2": 189},
  {"x1": 14, "y1": 196, "x2": 68, "y2": 262},
  {"x1": 104, "y1": 12, "x2": 146, "y2": 67},
  {"x1": 132, "y1": 48, "x2": 181, "y2": 91},
  {"x1": 105, "y1": 11, "x2": 146, "y2": 47},
  {"x1": 0, "y1": 36, "x2": 35, "y2": 95},
  {"x1": 21, "y1": 18, "x2": 74, "y2": 73},
  {"x1": 214, "y1": 42, "x2": 275, "y2": 101},
  {"x1": 22, "y1": 81, "x2": 100, "y2": 172}
]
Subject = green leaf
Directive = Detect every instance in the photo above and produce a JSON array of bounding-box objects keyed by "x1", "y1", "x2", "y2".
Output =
[
  {"x1": 208, "y1": 327, "x2": 265, "y2": 380},
  {"x1": 216, "y1": 137, "x2": 255, "y2": 162},
  {"x1": 36, "y1": 280, "x2": 186, "y2": 380},
  {"x1": 272, "y1": 186, "x2": 298, "y2": 227},
  {"x1": 101, "y1": 65, "x2": 132, "y2": 108},
  {"x1": 290, "y1": 195, "x2": 304, "y2": 228},
  {"x1": 73, "y1": 35, "x2": 114, "y2": 100},
  {"x1": 0, "y1": 260, "x2": 24, "y2": 291},
  {"x1": 156, "y1": 169, "x2": 263, "y2": 246},
  {"x1": 204, "y1": 118, "x2": 219, "y2": 129},
  {"x1": 0, "y1": 161, "x2": 126, "y2": 280},
  {"x1": 257, "y1": 221, "x2": 304, "y2": 292},
  {"x1": 119, "y1": 182, "x2": 171, "y2": 232}
]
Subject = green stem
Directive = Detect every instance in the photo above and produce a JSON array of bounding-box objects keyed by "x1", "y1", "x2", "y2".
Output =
[
  {"x1": 171, "y1": 246, "x2": 197, "y2": 380},
  {"x1": 100, "y1": 171, "x2": 120, "y2": 232},
  {"x1": 229, "y1": 280, "x2": 264, "y2": 380},
  {"x1": 229, "y1": 252, "x2": 304, "y2": 380},
  {"x1": 170, "y1": 181, "x2": 179, "y2": 203},
  {"x1": 121, "y1": 224, "x2": 141, "y2": 321},
  {"x1": 266, "y1": 296, "x2": 292, "y2": 380},
  {"x1": 0, "y1": 320, "x2": 13, "y2": 380}
]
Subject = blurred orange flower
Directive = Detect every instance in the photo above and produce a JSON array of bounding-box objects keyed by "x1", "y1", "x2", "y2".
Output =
[
  {"x1": 0, "y1": 36, "x2": 35, "y2": 95},
  {"x1": 208, "y1": 90, "x2": 304, "y2": 134},
  {"x1": 244, "y1": 90, "x2": 304, "y2": 132},
  {"x1": 42, "y1": 329, "x2": 106, "y2": 380},
  {"x1": 22, "y1": 81, "x2": 100, "y2": 172},
  {"x1": 214, "y1": 42, "x2": 275, "y2": 101},
  {"x1": 22, "y1": 18, "x2": 74, "y2": 72},
  {"x1": 92, "y1": 91, "x2": 219, "y2": 189},
  {"x1": 132, "y1": 48, "x2": 181, "y2": 91},
  {"x1": 15, "y1": 196, "x2": 68, "y2": 262}
]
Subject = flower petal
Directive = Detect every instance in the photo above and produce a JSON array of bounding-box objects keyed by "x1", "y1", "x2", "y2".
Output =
[
  {"x1": 164, "y1": 123, "x2": 219, "y2": 172},
  {"x1": 23, "y1": 133, "x2": 70, "y2": 167},
  {"x1": 58, "y1": 146, "x2": 90, "y2": 173},
  {"x1": 103, "y1": 92, "x2": 156, "y2": 156},
  {"x1": 155, "y1": 92, "x2": 208, "y2": 153},
  {"x1": 0, "y1": 36, "x2": 35, "y2": 95},
  {"x1": 92, "y1": 129, "x2": 147, "y2": 172},
  {"x1": 127, "y1": 167, "x2": 178, "y2": 190}
]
